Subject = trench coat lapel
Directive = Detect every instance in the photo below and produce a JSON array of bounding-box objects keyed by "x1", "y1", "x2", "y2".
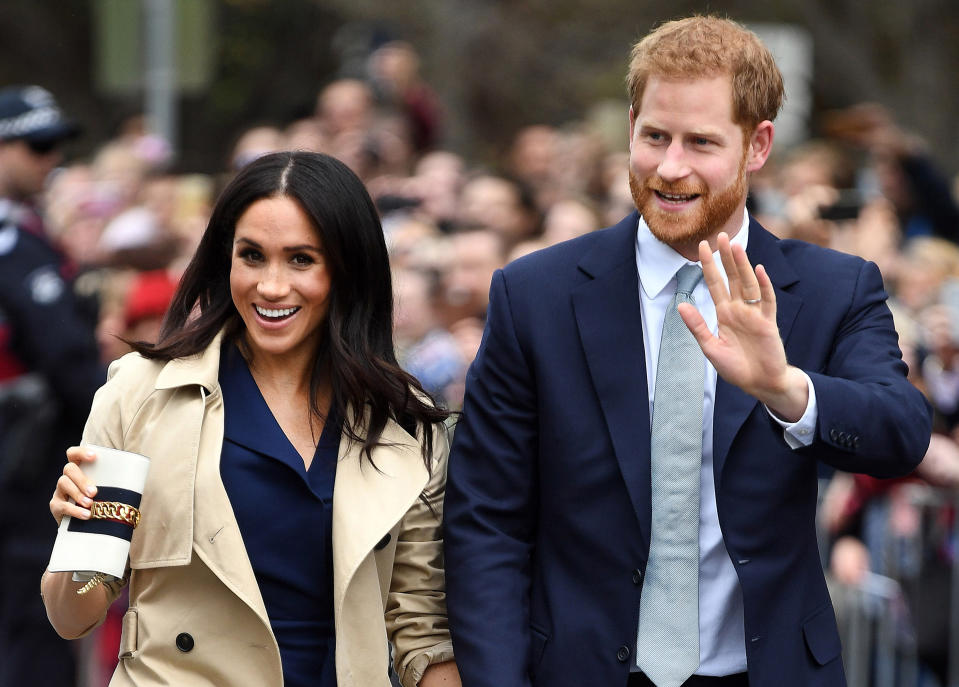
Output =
[
  {"x1": 572, "y1": 213, "x2": 652, "y2": 551},
  {"x1": 331, "y1": 411, "x2": 429, "y2": 617},
  {"x1": 152, "y1": 335, "x2": 273, "y2": 627}
]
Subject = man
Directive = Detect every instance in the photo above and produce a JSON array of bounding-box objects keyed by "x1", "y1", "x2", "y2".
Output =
[
  {"x1": 0, "y1": 85, "x2": 103, "y2": 685},
  {"x1": 444, "y1": 16, "x2": 931, "y2": 687}
]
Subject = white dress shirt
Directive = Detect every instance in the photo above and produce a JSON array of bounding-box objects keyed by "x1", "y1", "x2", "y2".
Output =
[{"x1": 633, "y1": 209, "x2": 818, "y2": 675}]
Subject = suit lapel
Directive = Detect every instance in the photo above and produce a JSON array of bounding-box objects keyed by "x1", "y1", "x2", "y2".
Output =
[
  {"x1": 572, "y1": 214, "x2": 652, "y2": 550},
  {"x1": 712, "y1": 220, "x2": 801, "y2": 478}
]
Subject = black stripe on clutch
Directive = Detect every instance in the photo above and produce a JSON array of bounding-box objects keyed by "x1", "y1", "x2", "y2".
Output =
[{"x1": 67, "y1": 486, "x2": 142, "y2": 541}]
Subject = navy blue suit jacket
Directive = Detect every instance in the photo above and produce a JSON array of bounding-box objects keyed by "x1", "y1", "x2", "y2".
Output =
[{"x1": 444, "y1": 213, "x2": 932, "y2": 687}]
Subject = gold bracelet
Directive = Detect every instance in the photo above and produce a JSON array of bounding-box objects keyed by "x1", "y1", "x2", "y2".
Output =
[
  {"x1": 89, "y1": 501, "x2": 141, "y2": 529},
  {"x1": 77, "y1": 572, "x2": 107, "y2": 595}
]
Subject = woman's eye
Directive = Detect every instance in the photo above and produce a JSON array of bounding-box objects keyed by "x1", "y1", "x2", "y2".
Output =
[
  {"x1": 238, "y1": 248, "x2": 263, "y2": 262},
  {"x1": 292, "y1": 253, "x2": 315, "y2": 266}
]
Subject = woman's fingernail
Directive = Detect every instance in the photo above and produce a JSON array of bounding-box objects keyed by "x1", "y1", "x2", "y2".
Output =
[
  {"x1": 86, "y1": 486, "x2": 96, "y2": 497},
  {"x1": 79, "y1": 508, "x2": 91, "y2": 519}
]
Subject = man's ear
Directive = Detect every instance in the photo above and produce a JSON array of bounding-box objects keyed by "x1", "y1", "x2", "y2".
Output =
[
  {"x1": 746, "y1": 120, "x2": 775, "y2": 172},
  {"x1": 628, "y1": 106, "x2": 636, "y2": 148}
]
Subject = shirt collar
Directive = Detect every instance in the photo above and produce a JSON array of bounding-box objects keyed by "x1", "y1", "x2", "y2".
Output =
[{"x1": 635, "y1": 208, "x2": 750, "y2": 299}]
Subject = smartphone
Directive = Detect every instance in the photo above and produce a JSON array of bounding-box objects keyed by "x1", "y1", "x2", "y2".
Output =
[{"x1": 818, "y1": 191, "x2": 863, "y2": 221}]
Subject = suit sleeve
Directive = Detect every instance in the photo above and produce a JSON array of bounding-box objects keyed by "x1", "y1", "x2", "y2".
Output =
[
  {"x1": 803, "y1": 259, "x2": 932, "y2": 476},
  {"x1": 444, "y1": 269, "x2": 539, "y2": 687}
]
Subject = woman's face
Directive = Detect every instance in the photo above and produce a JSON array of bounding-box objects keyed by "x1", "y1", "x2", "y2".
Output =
[{"x1": 229, "y1": 195, "x2": 332, "y2": 367}]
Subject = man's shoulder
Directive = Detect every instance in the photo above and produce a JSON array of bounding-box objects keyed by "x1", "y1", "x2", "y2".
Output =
[
  {"x1": 750, "y1": 220, "x2": 871, "y2": 281},
  {"x1": 503, "y1": 214, "x2": 637, "y2": 283}
]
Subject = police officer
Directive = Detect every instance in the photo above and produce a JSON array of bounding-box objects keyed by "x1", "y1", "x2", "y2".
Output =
[{"x1": 0, "y1": 85, "x2": 103, "y2": 686}]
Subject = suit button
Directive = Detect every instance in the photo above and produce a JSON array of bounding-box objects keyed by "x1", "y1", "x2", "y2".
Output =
[
  {"x1": 176, "y1": 633, "x2": 194, "y2": 652},
  {"x1": 829, "y1": 429, "x2": 839, "y2": 441},
  {"x1": 616, "y1": 645, "x2": 631, "y2": 662},
  {"x1": 852, "y1": 436, "x2": 860, "y2": 449},
  {"x1": 632, "y1": 569, "x2": 643, "y2": 585},
  {"x1": 374, "y1": 533, "x2": 392, "y2": 550}
]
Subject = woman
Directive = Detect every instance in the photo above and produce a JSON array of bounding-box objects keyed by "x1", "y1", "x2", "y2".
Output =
[{"x1": 43, "y1": 152, "x2": 460, "y2": 687}]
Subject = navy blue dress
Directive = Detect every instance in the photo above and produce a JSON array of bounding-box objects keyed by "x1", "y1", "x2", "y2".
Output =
[{"x1": 218, "y1": 344, "x2": 339, "y2": 687}]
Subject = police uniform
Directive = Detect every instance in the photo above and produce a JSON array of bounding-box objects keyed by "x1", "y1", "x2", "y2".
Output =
[{"x1": 0, "y1": 199, "x2": 103, "y2": 686}]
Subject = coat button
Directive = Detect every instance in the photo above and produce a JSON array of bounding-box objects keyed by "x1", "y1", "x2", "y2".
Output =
[
  {"x1": 852, "y1": 436, "x2": 860, "y2": 449},
  {"x1": 616, "y1": 645, "x2": 630, "y2": 662},
  {"x1": 632, "y1": 569, "x2": 643, "y2": 585},
  {"x1": 829, "y1": 429, "x2": 839, "y2": 441},
  {"x1": 176, "y1": 633, "x2": 194, "y2": 652},
  {"x1": 374, "y1": 533, "x2": 392, "y2": 550}
]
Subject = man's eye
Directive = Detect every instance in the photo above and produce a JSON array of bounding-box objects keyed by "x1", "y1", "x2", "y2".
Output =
[{"x1": 693, "y1": 137, "x2": 711, "y2": 146}]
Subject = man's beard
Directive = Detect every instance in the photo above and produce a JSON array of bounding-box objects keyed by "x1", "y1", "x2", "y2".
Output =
[{"x1": 629, "y1": 147, "x2": 748, "y2": 250}]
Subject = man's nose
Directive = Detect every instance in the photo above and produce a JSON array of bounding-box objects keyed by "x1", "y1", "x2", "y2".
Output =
[{"x1": 656, "y1": 141, "x2": 690, "y2": 182}]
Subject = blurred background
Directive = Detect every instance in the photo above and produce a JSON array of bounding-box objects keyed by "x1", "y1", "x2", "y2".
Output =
[
  {"x1": 4, "y1": 1, "x2": 959, "y2": 686},
  {"x1": 3, "y1": 0, "x2": 959, "y2": 173}
]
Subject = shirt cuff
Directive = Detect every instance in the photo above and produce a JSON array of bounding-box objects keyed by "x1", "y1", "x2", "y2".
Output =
[{"x1": 765, "y1": 370, "x2": 817, "y2": 449}]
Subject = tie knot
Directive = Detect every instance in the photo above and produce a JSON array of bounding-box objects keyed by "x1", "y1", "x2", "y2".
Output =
[{"x1": 675, "y1": 264, "x2": 703, "y2": 296}]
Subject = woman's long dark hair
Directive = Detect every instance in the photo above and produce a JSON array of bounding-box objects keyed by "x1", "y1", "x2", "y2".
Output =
[{"x1": 133, "y1": 151, "x2": 448, "y2": 471}]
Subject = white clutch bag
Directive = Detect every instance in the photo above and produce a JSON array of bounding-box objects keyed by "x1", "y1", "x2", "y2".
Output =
[{"x1": 48, "y1": 445, "x2": 150, "y2": 590}]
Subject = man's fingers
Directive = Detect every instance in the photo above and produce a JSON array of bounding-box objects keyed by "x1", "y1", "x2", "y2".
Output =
[
  {"x1": 677, "y1": 302, "x2": 714, "y2": 352},
  {"x1": 732, "y1": 243, "x2": 762, "y2": 303},
  {"x1": 755, "y1": 264, "x2": 777, "y2": 319},
  {"x1": 716, "y1": 233, "x2": 743, "y2": 300},
  {"x1": 698, "y1": 240, "x2": 728, "y2": 306}
]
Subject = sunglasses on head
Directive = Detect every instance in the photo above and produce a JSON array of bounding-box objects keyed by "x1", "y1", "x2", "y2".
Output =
[{"x1": 24, "y1": 138, "x2": 60, "y2": 155}]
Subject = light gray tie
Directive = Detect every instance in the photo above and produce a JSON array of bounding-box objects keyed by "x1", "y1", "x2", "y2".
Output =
[{"x1": 637, "y1": 264, "x2": 705, "y2": 687}]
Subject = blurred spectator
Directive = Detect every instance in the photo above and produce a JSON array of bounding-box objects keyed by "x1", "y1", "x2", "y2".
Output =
[
  {"x1": 823, "y1": 103, "x2": 959, "y2": 244},
  {"x1": 367, "y1": 41, "x2": 443, "y2": 153},
  {"x1": 412, "y1": 150, "x2": 465, "y2": 232},
  {"x1": 599, "y1": 152, "x2": 637, "y2": 226},
  {"x1": 0, "y1": 84, "x2": 103, "y2": 687},
  {"x1": 229, "y1": 124, "x2": 286, "y2": 172},
  {"x1": 507, "y1": 125, "x2": 559, "y2": 211},
  {"x1": 541, "y1": 197, "x2": 602, "y2": 245},
  {"x1": 315, "y1": 78, "x2": 374, "y2": 138},
  {"x1": 458, "y1": 173, "x2": 540, "y2": 250},
  {"x1": 284, "y1": 117, "x2": 328, "y2": 154},
  {"x1": 439, "y1": 227, "x2": 506, "y2": 327},
  {"x1": 121, "y1": 269, "x2": 178, "y2": 347},
  {"x1": 393, "y1": 268, "x2": 465, "y2": 408}
]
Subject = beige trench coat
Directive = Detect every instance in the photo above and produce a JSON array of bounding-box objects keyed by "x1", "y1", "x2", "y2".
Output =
[{"x1": 74, "y1": 333, "x2": 453, "y2": 686}]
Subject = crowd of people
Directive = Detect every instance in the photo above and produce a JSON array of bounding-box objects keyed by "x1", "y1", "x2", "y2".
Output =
[{"x1": 2, "y1": 23, "x2": 959, "y2": 687}]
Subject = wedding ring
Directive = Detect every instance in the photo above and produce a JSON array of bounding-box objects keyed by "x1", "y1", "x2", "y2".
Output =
[{"x1": 743, "y1": 298, "x2": 762, "y2": 305}]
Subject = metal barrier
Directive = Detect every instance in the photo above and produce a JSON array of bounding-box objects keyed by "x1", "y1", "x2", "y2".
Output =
[{"x1": 825, "y1": 483, "x2": 959, "y2": 687}]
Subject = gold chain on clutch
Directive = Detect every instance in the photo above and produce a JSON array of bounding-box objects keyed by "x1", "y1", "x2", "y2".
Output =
[
  {"x1": 89, "y1": 500, "x2": 141, "y2": 529},
  {"x1": 75, "y1": 500, "x2": 141, "y2": 595}
]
